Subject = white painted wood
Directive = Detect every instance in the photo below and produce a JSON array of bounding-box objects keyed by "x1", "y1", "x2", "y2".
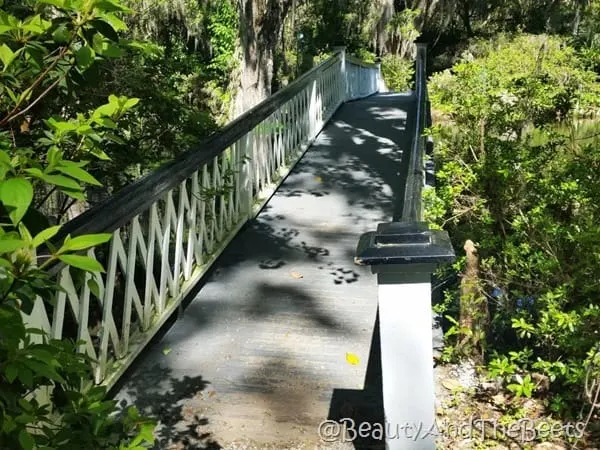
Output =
[
  {"x1": 377, "y1": 269, "x2": 436, "y2": 450},
  {"x1": 97, "y1": 230, "x2": 120, "y2": 383},
  {"x1": 143, "y1": 205, "x2": 158, "y2": 330},
  {"x1": 121, "y1": 220, "x2": 138, "y2": 357},
  {"x1": 185, "y1": 173, "x2": 198, "y2": 280}
]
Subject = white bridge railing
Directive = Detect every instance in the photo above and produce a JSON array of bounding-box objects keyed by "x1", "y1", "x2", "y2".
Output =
[{"x1": 24, "y1": 48, "x2": 380, "y2": 389}]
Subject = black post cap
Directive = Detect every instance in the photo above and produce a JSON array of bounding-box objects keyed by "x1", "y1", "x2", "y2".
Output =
[{"x1": 355, "y1": 221, "x2": 455, "y2": 266}]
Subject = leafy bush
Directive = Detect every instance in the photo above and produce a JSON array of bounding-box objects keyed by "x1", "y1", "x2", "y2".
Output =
[
  {"x1": 0, "y1": 0, "x2": 155, "y2": 447},
  {"x1": 380, "y1": 54, "x2": 414, "y2": 92},
  {"x1": 428, "y1": 34, "x2": 600, "y2": 414}
]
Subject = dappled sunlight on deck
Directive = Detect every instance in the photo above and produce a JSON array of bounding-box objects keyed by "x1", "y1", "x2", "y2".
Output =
[{"x1": 113, "y1": 93, "x2": 416, "y2": 449}]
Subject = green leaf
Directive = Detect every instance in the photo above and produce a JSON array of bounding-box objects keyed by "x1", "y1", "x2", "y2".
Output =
[
  {"x1": 18, "y1": 398, "x2": 33, "y2": 412},
  {"x1": 32, "y1": 225, "x2": 61, "y2": 248},
  {"x1": 18, "y1": 429, "x2": 35, "y2": 450},
  {"x1": 90, "y1": 148, "x2": 111, "y2": 161},
  {"x1": 93, "y1": 102, "x2": 118, "y2": 118},
  {"x1": 124, "y1": 98, "x2": 140, "y2": 109},
  {"x1": 0, "y1": 178, "x2": 33, "y2": 225},
  {"x1": 0, "y1": 239, "x2": 26, "y2": 253},
  {"x1": 59, "y1": 187, "x2": 86, "y2": 201},
  {"x1": 55, "y1": 164, "x2": 102, "y2": 186},
  {"x1": 87, "y1": 278, "x2": 100, "y2": 298},
  {"x1": 58, "y1": 254, "x2": 105, "y2": 272},
  {"x1": 45, "y1": 118, "x2": 77, "y2": 133},
  {"x1": 21, "y1": 14, "x2": 51, "y2": 35},
  {"x1": 4, "y1": 86, "x2": 17, "y2": 104},
  {"x1": 99, "y1": 41, "x2": 121, "y2": 58},
  {"x1": 103, "y1": 132, "x2": 125, "y2": 144},
  {"x1": 0, "y1": 150, "x2": 11, "y2": 166},
  {"x1": 90, "y1": 19, "x2": 119, "y2": 42},
  {"x1": 28, "y1": 347, "x2": 57, "y2": 365},
  {"x1": 52, "y1": 25, "x2": 71, "y2": 43},
  {"x1": 75, "y1": 46, "x2": 95, "y2": 69},
  {"x1": 93, "y1": 0, "x2": 132, "y2": 13},
  {"x1": 0, "y1": 43, "x2": 16, "y2": 69},
  {"x1": 58, "y1": 233, "x2": 111, "y2": 253},
  {"x1": 93, "y1": 116, "x2": 117, "y2": 129},
  {"x1": 100, "y1": 12, "x2": 128, "y2": 30},
  {"x1": 28, "y1": 171, "x2": 81, "y2": 190},
  {"x1": 47, "y1": 147, "x2": 62, "y2": 166},
  {"x1": 38, "y1": 0, "x2": 66, "y2": 7},
  {"x1": 5, "y1": 364, "x2": 18, "y2": 383},
  {"x1": 22, "y1": 358, "x2": 66, "y2": 383}
]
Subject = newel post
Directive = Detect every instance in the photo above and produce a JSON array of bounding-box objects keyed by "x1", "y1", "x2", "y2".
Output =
[
  {"x1": 355, "y1": 222, "x2": 454, "y2": 449},
  {"x1": 332, "y1": 46, "x2": 347, "y2": 102}
]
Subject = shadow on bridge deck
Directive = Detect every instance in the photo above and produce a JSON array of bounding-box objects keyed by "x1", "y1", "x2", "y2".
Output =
[{"x1": 113, "y1": 92, "x2": 417, "y2": 450}]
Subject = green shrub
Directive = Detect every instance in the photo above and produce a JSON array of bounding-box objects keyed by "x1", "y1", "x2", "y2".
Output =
[
  {"x1": 428, "y1": 33, "x2": 600, "y2": 414},
  {"x1": 381, "y1": 54, "x2": 414, "y2": 92},
  {"x1": 0, "y1": 1, "x2": 155, "y2": 447}
]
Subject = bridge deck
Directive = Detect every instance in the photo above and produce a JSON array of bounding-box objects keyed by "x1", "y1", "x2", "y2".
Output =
[{"x1": 114, "y1": 93, "x2": 417, "y2": 449}]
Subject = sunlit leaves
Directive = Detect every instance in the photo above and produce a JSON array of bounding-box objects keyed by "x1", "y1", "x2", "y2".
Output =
[
  {"x1": 57, "y1": 233, "x2": 112, "y2": 253},
  {"x1": 31, "y1": 225, "x2": 61, "y2": 248},
  {"x1": 428, "y1": 33, "x2": 600, "y2": 414},
  {"x1": 57, "y1": 254, "x2": 104, "y2": 272},
  {"x1": 0, "y1": 238, "x2": 26, "y2": 254},
  {"x1": 0, "y1": 178, "x2": 33, "y2": 225}
]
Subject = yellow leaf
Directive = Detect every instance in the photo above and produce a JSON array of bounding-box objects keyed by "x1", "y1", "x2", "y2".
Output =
[
  {"x1": 315, "y1": 176, "x2": 322, "y2": 183},
  {"x1": 290, "y1": 271, "x2": 303, "y2": 279},
  {"x1": 441, "y1": 379, "x2": 460, "y2": 391},
  {"x1": 162, "y1": 348, "x2": 171, "y2": 355},
  {"x1": 346, "y1": 352, "x2": 360, "y2": 365}
]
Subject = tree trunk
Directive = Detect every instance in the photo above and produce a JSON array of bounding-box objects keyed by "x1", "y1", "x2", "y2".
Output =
[
  {"x1": 235, "y1": 0, "x2": 290, "y2": 117},
  {"x1": 458, "y1": 239, "x2": 489, "y2": 364},
  {"x1": 459, "y1": 0, "x2": 473, "y2": 36},
  {"x1": 572, "y1": 3, "x2": 582, "y2": 36}
]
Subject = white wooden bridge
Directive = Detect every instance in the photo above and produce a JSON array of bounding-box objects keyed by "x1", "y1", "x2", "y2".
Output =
[{"x1": 24, "y1": 45, "x2": 454, "y2": 449}]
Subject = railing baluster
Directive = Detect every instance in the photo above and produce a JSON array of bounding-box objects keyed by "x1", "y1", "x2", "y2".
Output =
[
  {"x1": 185, "y1": 174, "x2": 197, "y2": 280},
  {"x1": 97, "y1": 231, "x2": 120, "y2": 383},
  {"x1": 143, "y1": 205, "x2": 157, "y2": 330},
  {"x1": 121, "y1": 223, "x2": 138, "y2": 357}
]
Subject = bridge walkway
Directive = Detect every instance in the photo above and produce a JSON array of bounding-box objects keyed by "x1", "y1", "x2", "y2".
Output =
[{"x1": 113, "y1": 93, "x2": 417, "y2": 449}]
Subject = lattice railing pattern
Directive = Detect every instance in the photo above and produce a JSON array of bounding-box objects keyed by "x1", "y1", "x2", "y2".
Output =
[{"x1": 23, "y1": 50, "x2": 380, "y2": 389}]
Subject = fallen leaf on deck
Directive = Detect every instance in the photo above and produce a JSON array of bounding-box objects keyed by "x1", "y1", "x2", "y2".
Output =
[
  {"x1": 441, "y1": 379, "x2": 461, "y2": 391},
  {"x1": 491, "y1": 393, "x2": 505, "y2": 405},
  {"x1": 290, "y1": 271, "x2": 303, "y2": 279},
  {"x1": 346, "y1": 352, "x2": 360, "y2": 365},
  {"x1": 162, "y1": 347, "x2": 172, "y2": 355}
]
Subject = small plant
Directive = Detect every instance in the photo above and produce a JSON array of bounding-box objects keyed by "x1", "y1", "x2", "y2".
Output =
[{"x1": 507, "y1": 374, "x2": 535, "y2": 398}]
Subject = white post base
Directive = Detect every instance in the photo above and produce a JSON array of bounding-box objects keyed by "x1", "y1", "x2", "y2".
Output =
[{"x1": 377, "y1": 267, "x2": 436, "y2": 449}]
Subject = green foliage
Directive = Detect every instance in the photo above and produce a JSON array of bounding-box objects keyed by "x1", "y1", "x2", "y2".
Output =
[
  {"x1": 0, "y1": 1, "x2": 155, "y2": 447},
  {"x1": 428, "y1": 34, "x2": 600, "y2": 413},
  {"x1": 380, "y1": 54, "x2": 413, "y2": 92},
  {"x1": 507, "y1": 374, "x2": 535, "y2": 398},
  {"x1": 78, "y1": 0, "x2": 240, "y2": 192}
]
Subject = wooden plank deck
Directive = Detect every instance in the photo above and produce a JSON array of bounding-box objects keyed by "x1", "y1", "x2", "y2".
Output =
[{"x1": 112, "y1": 93, "x2": 417, "y2": 449}]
